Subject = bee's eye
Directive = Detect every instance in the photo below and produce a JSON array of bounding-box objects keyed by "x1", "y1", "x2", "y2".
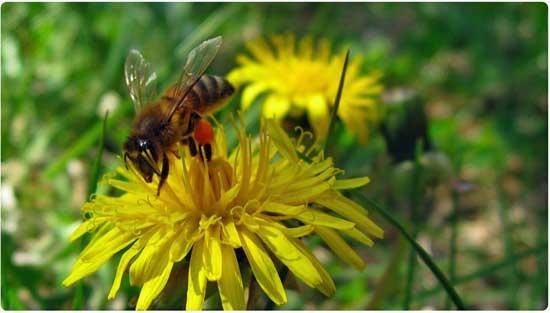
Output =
[{"x1": 137, "y1": 139, "x2": 148, "y2": 151}]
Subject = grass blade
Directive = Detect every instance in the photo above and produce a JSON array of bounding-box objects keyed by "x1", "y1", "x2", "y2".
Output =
[
  {"x1": 87, "y1": 111, "x2": 110, "y2": 196},
  {"x1": 323, "y1": 49, "x2": 350, "y2": 152},
  {"x1": 352, "y1": 192, "x2": 466, "y2": 309}
]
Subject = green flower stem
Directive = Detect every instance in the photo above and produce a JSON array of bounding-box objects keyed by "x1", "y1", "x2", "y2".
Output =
[{"x1": 353, "y1": 192, "x2": 466, "y2": 310}]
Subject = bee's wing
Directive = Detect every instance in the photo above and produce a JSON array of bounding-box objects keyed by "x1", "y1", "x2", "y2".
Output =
[
  {"x1": 124, "y1": 49, "x2": 158, "y2": 113},
  {"x1": 165, "y1": 36, "x2": 222, "y2": 122}
]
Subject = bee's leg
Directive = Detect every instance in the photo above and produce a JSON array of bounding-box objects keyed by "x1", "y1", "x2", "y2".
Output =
[
  {"x1": 201, "y1": 143, "x2": 212, "y2": 161},
  {"x1": 181, "y1": 111, "x2": 202, "y2": 137},
  {"x1": 189, "y1": 111, "x2": 202, "y2": 131},
  {"x1": 157, "y1": 154, "x2": 169, "y2": 196},
  {"x1": 187, "y1": 137, "x2": 198, "y2": 157},
  {"x1": 178, "y1": 137, "x2": 191, "y2": 158}
]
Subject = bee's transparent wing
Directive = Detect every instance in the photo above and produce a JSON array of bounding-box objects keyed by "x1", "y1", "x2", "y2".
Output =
[
  {"x1": 165, "y1": 36, "x2": 222, "y2": 121},
  {"x1": 124, "y1": 49, "x2": 158, "y2": 113}
]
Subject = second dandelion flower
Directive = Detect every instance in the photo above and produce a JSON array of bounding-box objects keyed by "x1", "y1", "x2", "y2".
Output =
[{"x1": 228, "y1": 34, "x2": 384, "y2": 144}]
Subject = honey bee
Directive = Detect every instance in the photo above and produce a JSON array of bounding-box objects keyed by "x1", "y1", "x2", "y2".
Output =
[{"x1": 123, "y1": 36, "x2": 234, "y2": 195}]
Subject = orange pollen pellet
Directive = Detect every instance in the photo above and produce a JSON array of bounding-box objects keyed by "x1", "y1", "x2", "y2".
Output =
[{"x1": 194, "y1": 119, "x2": 215, "y2": 145}]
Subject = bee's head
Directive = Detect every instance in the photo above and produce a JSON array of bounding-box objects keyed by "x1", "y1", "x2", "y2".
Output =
[{"x1": 123, "y1": 136, "x2": 160, "y2": 183}]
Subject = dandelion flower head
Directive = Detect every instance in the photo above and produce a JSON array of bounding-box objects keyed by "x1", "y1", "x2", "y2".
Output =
[
  {"x1": 228, "y1": 34, "x2": 383, "y2": 144},
  {"x1": 63, "y1": 118, "x2": 383, "y2": 310}
]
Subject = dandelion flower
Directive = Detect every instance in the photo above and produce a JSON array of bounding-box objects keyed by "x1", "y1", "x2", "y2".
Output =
[
  {"x1": 228, "y1": 34, "x2": 383, "y2": 144},
  {"x1": 63, "y1": 119, "x2": 383, "y2": 310}
]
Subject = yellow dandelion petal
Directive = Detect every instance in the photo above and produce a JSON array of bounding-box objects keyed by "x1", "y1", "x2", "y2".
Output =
[
  {"x1": 333, "y1": 176, "x2": 371, "y2": 190},
  {"x1": 271, "y1": 33, "x2": 295, "y2": 60},
  {"x1": 298, "y1": 35, "x2": 314, "y2": 60},
  {"x1": 255, "y1": 221, "x2": 324, "y2": 291},
  {"x1": 68, "y1": 217, "x2": 105, "y2": 241},
  {"x1": 317, "y1": 38, "x2": 332, "y2": 62},
  {"x1": 187, "y1": 239, "x2": 208, "y2": 310},
  {"x1": 109, "y1": 230, "x2": 155, "y2": 299},
  {"x1": 262, "y1": 94, "x2": 291, "y2": 119},
  {"x1": 218, "y1": 245, "x2": 245, "y2": 310},
  {"x1": 306, "y1": 93, "x2": 330, "y2": 139},
  {"x1": 169, "y1": 221, "x2": 199, "y2": 262},
  {"x1": 281, "y1": 180, "x2": 333, "y2": 203},
  {"x1": 245, "y1": 37, "x2": 275, "y2": 64},
  {"x1": 316, "y1": 191, "x2": 384, "y2": 239},
  {"x1": 264, "y1": 118, "x2": 299, "y2": 163},
  {"x1": 221, "y1": 218, "x2": 241, "y2": 248},
  {"x1": 315, "y1": 226, "x2": 366, "y2": 270},
  {"x1": 136, "y1": 261, "x2": 173, "y2": 310},
  {"x1": 341, "y1": 227, "x2": 375, "y2": 247},
  {"x1": 203, "y1": 227, "x2": 223, "y2": 281},
  {"x1": 293, "y1": 239, "x2": 335, "y2": 296},
  {"x1": 262, "y1": 202, "x2": 306, "y2": 215},
  {"x1": 63, "y1": 227, "x2": 135, "y2": 287},
  {"x1": 295, "y1": 208, "x2": 356, "y2": 230},
  {"x1": 278, "y1": 224, "x2": 315, "y2": 238},
  {"x1": 239, "y1": 229, "x2": 287, "y2": 305},
  {"x1": 241, "y1": 82, "x2": 270, "y2": 110},
  {"x1": 129, "y1": 229, "x2": 174, "y2": 286}
]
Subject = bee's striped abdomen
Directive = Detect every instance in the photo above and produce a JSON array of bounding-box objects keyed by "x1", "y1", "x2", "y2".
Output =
[{"x1": 189, "y1": 75, "x2": 235, "y2": 114}]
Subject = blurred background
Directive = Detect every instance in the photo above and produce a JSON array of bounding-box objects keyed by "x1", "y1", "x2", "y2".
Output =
[{"x1": 1, "y1": 2, "x2": 547, "y2": 310}]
